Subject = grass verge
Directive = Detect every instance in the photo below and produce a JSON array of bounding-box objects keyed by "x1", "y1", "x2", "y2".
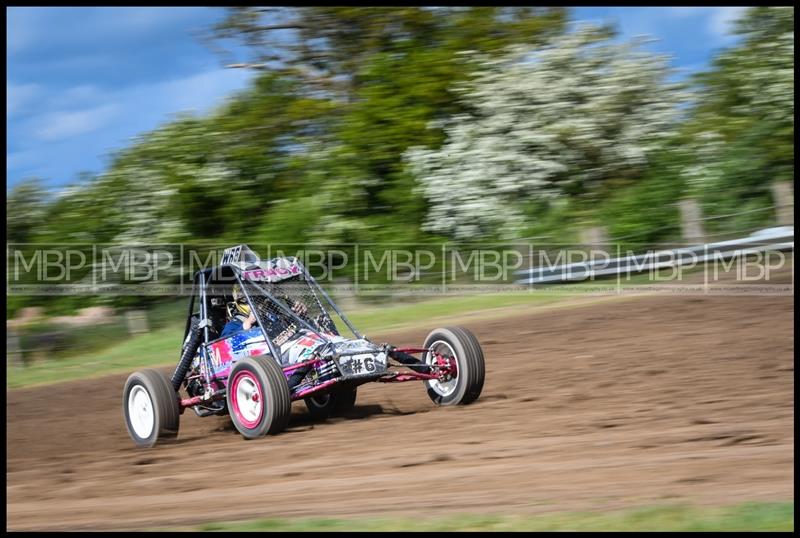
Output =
[
  {"x1": 6, "y1": 289, "x2": 579, "y2": 389},
  {"x1": 8, "y1": 257, "x2": 790, "y2": 390},
  {"x1": 186, "y1": 502, "x2": 794, "y2": 532}
]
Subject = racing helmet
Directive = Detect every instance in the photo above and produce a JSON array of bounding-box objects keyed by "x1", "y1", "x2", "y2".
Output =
[{"x1": 228, "y1": 283, "x2": 251, "y2": 318}]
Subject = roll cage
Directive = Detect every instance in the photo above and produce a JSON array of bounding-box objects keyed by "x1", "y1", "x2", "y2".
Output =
[{"x1": 183, "y1": 256, "x2": 363, "y2": 385}]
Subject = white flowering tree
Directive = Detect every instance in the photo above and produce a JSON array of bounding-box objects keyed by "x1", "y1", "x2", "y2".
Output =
[
  {"x1": 105, "y1": 167, "x2": 183, "y2": 244},
  {"x1": 405, "y1": 26, "x2": 686, "y2": 239}
]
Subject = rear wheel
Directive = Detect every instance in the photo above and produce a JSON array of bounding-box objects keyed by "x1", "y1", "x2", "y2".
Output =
[
  {"x1": 227, "y1": 355, "x2": 291, "y2": 439},
  {"x1": 305, "y1": 387, "x2": 358, "y2": 420},
  {"x1": 423, "y1": 327, "x2": 485, "y2": 406},
  {"x1": 123, "y1": 369, "x2": 180, "y2": 448}
]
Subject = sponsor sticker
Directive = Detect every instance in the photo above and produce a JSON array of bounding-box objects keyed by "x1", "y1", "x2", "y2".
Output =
[{"x1": 241, "y1": 263, "x2": 302, "y2": 282}]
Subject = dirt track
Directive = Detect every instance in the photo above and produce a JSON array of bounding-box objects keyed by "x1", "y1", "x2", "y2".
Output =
[{"x1": 7, "y1": 293, "x2": 795, "y2": 530}]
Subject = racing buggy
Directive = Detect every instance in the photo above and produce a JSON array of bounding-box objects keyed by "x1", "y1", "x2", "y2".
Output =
[{"x1": 123, "y1": 245, "x2": 485, "y2": 447}]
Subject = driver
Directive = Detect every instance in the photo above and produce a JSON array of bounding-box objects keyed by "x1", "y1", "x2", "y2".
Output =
[
  {"x1": 220, "y1": 284, "x2": 259, "y2": 338},
  {"x1": 218, "y1": 276, "x2": 434, "y2": 394},
  {"x1": 221, "y1": 283, "x2": 309, "y2": 340}
]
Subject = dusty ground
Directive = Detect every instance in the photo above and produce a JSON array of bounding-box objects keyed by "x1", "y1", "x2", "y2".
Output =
[{"x1": 6, "y1": 292, "x2": 794, "y2": 530}]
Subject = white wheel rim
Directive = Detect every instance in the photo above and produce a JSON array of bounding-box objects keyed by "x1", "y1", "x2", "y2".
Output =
[
  {"x1": 426, "y1": 340, "x2": 458, "y2": 397},
  {"x1": 236, "y1": 376, "x2": 263, "y2": 424},
  {"x1": 128, "y1": 385, "x2": 155, "y2": 439}
]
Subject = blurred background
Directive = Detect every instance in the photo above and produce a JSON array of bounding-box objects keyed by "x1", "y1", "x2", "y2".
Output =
[
  {"x1": 6, "y1": 6, "x2": 794, "y2": 367},
  {"x1": 5, "y1": 7, "x2": 795, "y2": 531},
  {"x1": 5, "y1": 6, "x2": 793, "y2": 358}
]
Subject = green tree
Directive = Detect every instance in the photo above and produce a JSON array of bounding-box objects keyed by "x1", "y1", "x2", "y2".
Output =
[
  {"x1": 211, "y1": 7, "x2": 566, "y2": 95},
  {"x1": 6, "y1": 178, "x2": 50, "y2": 243},
  {"x1": 681, "y1": 7, "x2": 793, "y2": 230},
  {"x1": 210, "y1": 8, "x2": 569, "y2": 243}
]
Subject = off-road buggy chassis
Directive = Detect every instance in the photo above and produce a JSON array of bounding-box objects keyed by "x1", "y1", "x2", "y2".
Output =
[{"x1": 123, "y1": 245, "x2": 485, "y2": 447}]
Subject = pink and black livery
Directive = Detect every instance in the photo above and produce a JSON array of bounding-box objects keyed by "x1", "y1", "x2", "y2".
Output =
[{"x1": 123, "y1": 244, "x2": 485, "y2": 447}]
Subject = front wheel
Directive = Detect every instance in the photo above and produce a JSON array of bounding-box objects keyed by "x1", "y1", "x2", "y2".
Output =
[
  {"x1": 227, "y1": 355, "x2": 291, "y2": 439},
  {"x1": 123, "y1": 369, "x2": 180, "y2": 448},
  {"x1": 423, "y1": 327, "x2": 485, "y2": 406},
  {"x1": 305, "y1": 387, "x2": 358, "y2": 420}
]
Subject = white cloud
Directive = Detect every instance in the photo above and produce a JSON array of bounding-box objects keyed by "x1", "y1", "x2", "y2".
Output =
[
  {"x1": 34, "y1": 53, "x2": 116, "y2": 74},
  {"x1": 9, "y1": 62, "x2": 254, "y2": 185},
  {"x1": 7, "y1": 150, "x2": 39, "y2": 171},
  {"x1": 34, "y1": 103, "x2": 120, "y2": 141},
  {"x1": 13, "y1": 67, "x2": 251, "y2": 148},
  {"x1": 7, "y1": 7, "x2": 221, "y2": 56},
  {"x1": 7, "y1": 82, "x2": 43, "y2": 118},
  {"x1": 708, "y1": 7, "x2": 748, "y2": 39},
  {"x1": 49, "y1": 84, "x2": 105, "y2": 110},
  {"x1": 101, "y1": 7, "x2": 207, "y2": 33},
  {"x1": 7, "y1": 8, "x2": 249, "y2": 187},
  {"x1": 149, "y1": 68, "x2": 254, "y2": 113},
  {"x1": 7, "y1": 7, "x2": 41, "y2": 54},
  {"x1": 663, "y1": 7, "x2": 708, "y2": 19},
  {"x1": 677, "y1": 62, "x2": 708, "y2": 74}
]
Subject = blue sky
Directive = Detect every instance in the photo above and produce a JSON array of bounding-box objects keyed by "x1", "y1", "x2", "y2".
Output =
[{"x1": 7, "y1": 7, "x2": 748, "y2": 191}]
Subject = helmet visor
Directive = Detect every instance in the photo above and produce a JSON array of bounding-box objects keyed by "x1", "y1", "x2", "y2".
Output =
[{"x1": 236, "y1": 300, "x2": 251, "y2": 316}]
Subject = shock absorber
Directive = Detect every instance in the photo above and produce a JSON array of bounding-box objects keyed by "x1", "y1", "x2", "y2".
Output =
[
  {"x1": 315, "y1": 359, "x2": 338, "y2": 383},
  {"x1": 171, "y1": 316, "x2": 203, "y2": 391}
]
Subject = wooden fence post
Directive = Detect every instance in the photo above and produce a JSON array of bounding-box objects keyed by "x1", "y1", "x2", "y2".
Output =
[
  {"x1": 7, "y1": 327, "x2": 24, "y2": 367},
  {"x1": 678, "y1": 198, "x2": 706, "y2": 244},
  {"x1": 771, "y1": 181, "x2": 794, "y2": 226},
  {"x1": 580, "y1": 226, "x2": 609, "y2": 248},
  {"x1": 125, "y1": 310, "x2": 149, "y2": 335}
]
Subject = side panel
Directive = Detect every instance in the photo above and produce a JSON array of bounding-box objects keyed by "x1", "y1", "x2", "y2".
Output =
[
  {"x1": 202, "y1": 331, "x2": 272, "y2": 381},
  {"x1": 279, "y1": 331, "x2": 330, "y2": 365}
]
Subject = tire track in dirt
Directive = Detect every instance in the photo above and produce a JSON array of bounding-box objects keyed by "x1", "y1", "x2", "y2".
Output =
[{"x1": 7, "y1": 294, "x2": 794, "y2": 530}]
